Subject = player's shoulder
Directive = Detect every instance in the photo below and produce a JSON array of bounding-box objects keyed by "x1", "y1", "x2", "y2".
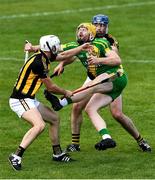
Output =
[
  {"x1": 105, "y1": 33, "x2": 116, "y2": 39},
  {"x1": 93, "y1": 37, "x2": 109, "y2": 43},
  {"x1": 105, "y1": 34, "x2": 119, "y2": 48},
  {"x1": 31, "y1": 50, "x2": 42, "y2": 59},
  {"x1": 32, "y1": 51, "x2": 47, "y2": 66},
  {"x1": 93, "y1": 37, "x2": 111, "y2": 48},
  {"x1": 105, "y1": 34, "x2": 118, "y2": 43}
]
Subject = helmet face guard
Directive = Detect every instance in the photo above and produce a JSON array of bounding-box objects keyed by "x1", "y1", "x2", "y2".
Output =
[
  {"x1": 45, "y1": 41, "x2": 57, "y2": 61},
  {"x1": 92, "y1": 14, "x2": 109, "y2": 36}
]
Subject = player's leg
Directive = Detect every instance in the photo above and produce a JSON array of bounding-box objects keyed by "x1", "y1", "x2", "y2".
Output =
[
  {"x1": 44, "y1": 73, "x2": 113, "y2": 111},
  {"x1": 110, "y1": 95, "x2": 140, "y2": 138},
  {"x1": 38, "y1": 103, "x2": 60, "y2": 144},
  {"x1": 70, "y1": 76, "x2": 113, "y2": 103},
  {"x1": 110, "y1": 95, "x2": 151, "y2": 152},
  {"x1": 38, "y1": 103, "x2": 73, "y2": 162},
  {"x1": 85, "y1": 93, "x2": 116, "y2": 150},
  {"x1": 20, "y1": 108, "x2": 46, "y2": 148},
  {"x1": 8, "y1": 105, "x2": 45, "y2": 171},
  {"x1": 67, "y1": 97, "x2": 90, "y2": 152},
  {"x1": 66, "y1": 76, "x2": 93, "y2": 152}
]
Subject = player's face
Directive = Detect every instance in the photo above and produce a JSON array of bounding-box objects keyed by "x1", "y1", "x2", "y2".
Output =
[
  {"x1": 93, "y1": 23, "x2": 107, "y2": 36},
  {"x1": 77, "y1": 27, "x2": 89, "y2": 42}
]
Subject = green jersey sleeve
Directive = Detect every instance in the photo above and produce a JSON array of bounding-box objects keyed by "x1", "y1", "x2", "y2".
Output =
[{"x1": 61, "y1": 42, "x2": 78, "y2": 51}]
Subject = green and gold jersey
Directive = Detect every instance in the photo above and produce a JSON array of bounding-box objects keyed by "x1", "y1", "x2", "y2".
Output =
[
  {"x1": 62, "y1": 38, "x2": 123, "y2": 79},
  {"x1": 11, "y1": 50, "x2": 50, "y2": 99}
]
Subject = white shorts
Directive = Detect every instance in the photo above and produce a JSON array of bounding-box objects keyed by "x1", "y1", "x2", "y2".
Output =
[
  {"x1": 83, "y1": 76, "x2": 92, "y2": 85},
  {"x1": 9, "y1": 98, "x2": 40, "y2": 118}
]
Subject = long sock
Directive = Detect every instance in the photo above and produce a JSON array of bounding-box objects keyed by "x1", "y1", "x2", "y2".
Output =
[
  {"x1": 99, "y1": 128, "x2": 111, "y2": 140},
  {"x1": 136, "y1": 134, "x2": 143, "y2": 143},
  {"x1": 15, "y1": 146, "x2": 25, "y2": 157},
  {"x1": 52, "y1": 145, "x2": 62, "y2": 155},
  {"x1": 71, "y1": 134, "x2": 80, "y2": 145}
]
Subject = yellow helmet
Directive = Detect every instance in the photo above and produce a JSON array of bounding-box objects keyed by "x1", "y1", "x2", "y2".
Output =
[{"x1": 77, "y1": 23, "x2": 96, "y2": 41}]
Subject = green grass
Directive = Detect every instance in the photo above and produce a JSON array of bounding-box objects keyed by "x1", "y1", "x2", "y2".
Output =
[{"x1": 0, "y1": 0, "x2": 155, "y2": 178}]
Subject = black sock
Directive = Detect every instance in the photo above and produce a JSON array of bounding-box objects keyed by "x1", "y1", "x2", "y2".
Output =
[
  {"x1": 136, "y1": 135, "x2": 143, "y2": 143},
  {"x1": 15, "y1": 146, "x2": 25, "y2": 157},
  {"x1": 66, "y1": 97, "x2": 73, "y2": 104},
  {"x1": 52, "y1": 145, "x2": 62, "y2": 155}
]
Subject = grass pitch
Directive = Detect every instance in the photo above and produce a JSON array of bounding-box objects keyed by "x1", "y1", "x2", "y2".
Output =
[{"x1": 0, "y1": 0, "x2": 155, "y2": 179}]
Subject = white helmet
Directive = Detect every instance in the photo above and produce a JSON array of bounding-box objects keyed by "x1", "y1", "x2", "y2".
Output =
[{"x1": 39, "y1": 35, "x2": 61, "y2": 54}]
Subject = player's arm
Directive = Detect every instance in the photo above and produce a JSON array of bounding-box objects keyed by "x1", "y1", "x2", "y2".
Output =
[
  {"x1": 41, "y1": 77, "x2": 72, "y2": 97},
  {"x1": 53, "y1": 41, "x2": 81, "y2": 75},
  {"x1": 24, "y1": 42, "x2": 40, "y2": 52},
  {"x1": 111, "y1": 45, "x2": 119, "y2": 54},
  {"x1": 106, "y1": 34, "x2": 119, "y2": 54},
  {"x1": 111, "y1": 40, "x2": 119, "y2": 54},
  {"x1": 53, "y1": 57, "x2": 76, "y2": 75},
  {"x1": 56, "y1": 43, "x2": 92, "y2": 61},
  {"x1": 88, "y1": 49, "x2": 121, "y2": 66},
  {"x1": 24, "y1": 41, "x2": 92, "y2": 61},
  {"x1": 53, "y1": 43, "x2": 91, "y2": 75},
  {"x1": 88, "y1": 39, "x2": 121, "y2": 66},
  {"x1": 32, "y1": 58, "x2": 72, "y2": 97},
  {"x1": 101, "y1": 49, "x2": 121, "y2": 65}
]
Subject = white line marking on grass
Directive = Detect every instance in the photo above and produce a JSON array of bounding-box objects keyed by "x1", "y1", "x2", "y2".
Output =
[
  {"x1": 0, "y1": 1, "x2": 155, "y2": 20},
  {"x1": 0, "y1": 57, "x2": 21, "y2": 61},
  {"x1": 0, "y1": 57, "x2": 154, "y2": 64},
  {"x1": 127, "y1": 60, "x2": 155, "y2": 63}
]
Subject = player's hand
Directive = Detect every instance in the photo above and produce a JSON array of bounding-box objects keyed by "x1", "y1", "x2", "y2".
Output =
[
  {"x1": 87, "y1": 55, "x2": 100, "y2": 65},
  {"x1": 53, "y1": 62, "x2": 64, "y2": 76},
  {"x1": 64, "y1": 90, "x2": 73, "y2": 97},
  {"x1": 24, "y1": 42, "x2": 33, "y2": 52},
  {"x1": 81, "y1": 43, "x2": 93, "y2": 52}
]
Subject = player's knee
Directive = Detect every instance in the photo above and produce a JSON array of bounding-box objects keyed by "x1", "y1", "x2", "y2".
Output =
[
  {"x1": 38, "y1": 122, "x2": 46, "y2": 132},
  {"x1": 72, "y1": 103, "x2": 84, "y2": 113},
  {"x1": 51, "y1": 117, "x2": 60, "y2": 126},
  {"x1": 35, "y1": 122, "x2": 46, "y2": 133},
  {"x1": 85, "y1": 105, "x2": 94, "y2": 117},
  {"x1": 46, "y1": 112, "x2": 60, "y2": 125},
  {"x1": 51, "y1": 113, "x2": 59, "y2": 122},
  {"x1": 111, "y1": 110, "x2": 123, "y2": 121}
]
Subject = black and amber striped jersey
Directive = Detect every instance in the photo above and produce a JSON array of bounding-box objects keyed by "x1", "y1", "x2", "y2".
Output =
[
  {"x1": 104, "y1": 34, "x2": 119, "y2": 50},
  {"x1": 10, "y1": 50, "x2": 50, "y2": 99}
]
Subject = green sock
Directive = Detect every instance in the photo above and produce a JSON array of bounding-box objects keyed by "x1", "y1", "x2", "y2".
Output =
[
  {"x1": 99, "y1": 128, "x2": 109, "y2": 136},
  {"x1": 99, "y1": 128, "x2": 111, "y2": 139}
]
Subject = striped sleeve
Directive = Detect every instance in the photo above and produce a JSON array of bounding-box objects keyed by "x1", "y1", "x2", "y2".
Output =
[
  {"x1": 62, "y1": 42, "x2": 78, "y2": 51},
  {"x1": 93, "y1": 38, "x2": 111, "y2": 56}
]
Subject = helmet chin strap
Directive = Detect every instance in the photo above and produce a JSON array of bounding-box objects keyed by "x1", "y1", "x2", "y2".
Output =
[{"x1": 106, "y1": 25, "x2": 108, "y2": 34}]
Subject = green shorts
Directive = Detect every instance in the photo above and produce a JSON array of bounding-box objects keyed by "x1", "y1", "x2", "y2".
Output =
[{"x1": 106, "y1": 73, "x2": 128, "y2": 100}]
